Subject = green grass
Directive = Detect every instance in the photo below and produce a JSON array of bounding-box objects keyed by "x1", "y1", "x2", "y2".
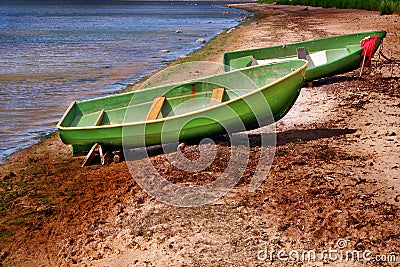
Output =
[{"x1": 258, "y1": 0, "x2": 400, "y2": 15}]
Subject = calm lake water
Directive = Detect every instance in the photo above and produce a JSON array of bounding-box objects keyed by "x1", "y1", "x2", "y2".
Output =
[{"x1": 0, "y1": 0, "x2": 248, "y2": 162}]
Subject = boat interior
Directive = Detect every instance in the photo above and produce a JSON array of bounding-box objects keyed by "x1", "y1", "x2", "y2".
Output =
[
  {"x1": 64, "y1": 84, "x2": 250, "y2": 128},
  {"x1": 58, "y1": 60, "x2": 306, "y2": 129},
  {"x1": 228, "y1": 44, "x2": 361, "y2": 70}
]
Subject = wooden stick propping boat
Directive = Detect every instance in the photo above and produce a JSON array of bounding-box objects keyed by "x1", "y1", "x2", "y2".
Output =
[
  {"x1": 57, "y1": 60, "x2": 308, "y2": 154},
  {"x1": 223, "y1": 31, "x2": 386, "y2": 82}
]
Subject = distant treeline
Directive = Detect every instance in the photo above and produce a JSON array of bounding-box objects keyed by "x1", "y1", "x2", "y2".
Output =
[{"x1": 258, "y1": 0, "x2": 400, "y2": 15}]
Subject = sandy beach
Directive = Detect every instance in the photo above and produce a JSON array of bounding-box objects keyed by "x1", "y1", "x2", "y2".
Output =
[{"x1": 0, "y1": 3, "x2": 399, "y2": 266}]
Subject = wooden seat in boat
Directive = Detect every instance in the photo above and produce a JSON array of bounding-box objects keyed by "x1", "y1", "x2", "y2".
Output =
[{"x1": 146, "y1": 96, "x2": 166, "y2": 120}]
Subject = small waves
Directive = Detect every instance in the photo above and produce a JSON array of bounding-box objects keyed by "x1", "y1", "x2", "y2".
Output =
[{"x1": 0, "y1": 1, "x2": 250, "y2": 162}]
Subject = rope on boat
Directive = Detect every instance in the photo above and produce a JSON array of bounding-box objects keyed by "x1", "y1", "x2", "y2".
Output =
[{"x1": 375, "y1": 39, "x2": 400, "y2": 77}]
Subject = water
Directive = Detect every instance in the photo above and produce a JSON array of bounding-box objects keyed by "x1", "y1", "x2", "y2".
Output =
[{"x1": 0, "y1": 0, "x2": 249, "y2": 162}]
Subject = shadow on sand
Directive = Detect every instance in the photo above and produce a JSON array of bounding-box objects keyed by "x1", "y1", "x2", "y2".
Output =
[
  {"x1": 311, "y1": 75, "x2": 358, "y2": 87},
  {"x1": 125, "y1": 127, "x2": 357, "y2": 161},
  {"x1": 275, "y1": 127, "x2": 357, "y2": 146}
]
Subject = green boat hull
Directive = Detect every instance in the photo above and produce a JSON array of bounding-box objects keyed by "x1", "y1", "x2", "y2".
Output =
[
  {"x1": 57, "y1": 60, "x2": 307, "y2": 153},
  {"x1": 223, "y1": 31, "x2": 386, "y2": 82}
]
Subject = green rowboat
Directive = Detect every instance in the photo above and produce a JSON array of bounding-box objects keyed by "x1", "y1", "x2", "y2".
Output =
[
  {"x1": 57, "y1": 60, "x2": 307, "y2": 154},
  {"x1": 223, "y1": 31, "x2": 386, "y2": 82}
]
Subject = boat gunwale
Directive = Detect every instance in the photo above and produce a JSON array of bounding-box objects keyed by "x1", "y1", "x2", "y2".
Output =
[
  {"x1": 57, "y1": 59, "x2": 308, "y2": 131},
  {"x1": 223, "y1": 30, "x2": 386, "y2": 83},
  {"x1": 223, "y1": 30, "x2": 386, "y2": 62},
  {"x1": 233, "y1": 46, "x2": 362, "y2": 72},
  {"x1": 306, "y1": 45, "x2": 361, "y2": 71},
  {"x1": 57, "y1": 101, "x2": 76, "y2": 128}
]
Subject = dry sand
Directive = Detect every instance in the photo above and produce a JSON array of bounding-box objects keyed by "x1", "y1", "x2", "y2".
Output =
[{"x1": 0, "y1": 4, "x2": 399, "y2": 267}]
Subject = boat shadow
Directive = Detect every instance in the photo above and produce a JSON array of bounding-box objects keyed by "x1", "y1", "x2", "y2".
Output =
[
  {"x1": 125, "y1": 127, "x2": 357, "y2": 161},
  {"x1": 311, "y1": 75, "x2": 358, "y2": 87},
  {"x1": 274, "y1": 127, "x2": 357, "y2": 146},
  {"x1": 243, "y1": 127, "x2": 357, "y2": 147}
]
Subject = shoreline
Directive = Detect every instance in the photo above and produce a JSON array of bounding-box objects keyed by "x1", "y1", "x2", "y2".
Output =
[
  {"x1": 0, "y1": 8, "x2": 254, "y2": 165},
  {"x1": 0, "y1": 9, "x2": 254, "y2": 164},
  {"x1": 1, "y1": 3, "x2": 399, "y2": 266},
  {"x1": 0, "y1": 1, "x2": 250, "y2": 164}
]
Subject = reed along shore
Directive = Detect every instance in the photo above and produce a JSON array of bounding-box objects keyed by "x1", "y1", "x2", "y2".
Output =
[{"x1": 258, "y1": 0, "x2": 400, "y2": 15}]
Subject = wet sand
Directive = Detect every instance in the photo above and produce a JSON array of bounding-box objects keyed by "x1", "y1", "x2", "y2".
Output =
[{"x1": 0, "y1": 4, "x2": 399, "y2": 266}]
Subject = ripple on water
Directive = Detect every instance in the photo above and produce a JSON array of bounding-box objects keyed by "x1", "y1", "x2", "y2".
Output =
[{"x1": 0, "y1": 1, "x2": 250, "y2": 162}]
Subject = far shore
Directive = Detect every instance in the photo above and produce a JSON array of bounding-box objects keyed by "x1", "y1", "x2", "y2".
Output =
[{"x1": 0, "y1": 3, "x2": 399, "y2": 266}]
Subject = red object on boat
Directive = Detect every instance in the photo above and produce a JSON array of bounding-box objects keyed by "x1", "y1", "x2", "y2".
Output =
[{"x1": 360, "y1": 35, "x2": 380, "y2": 67}]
